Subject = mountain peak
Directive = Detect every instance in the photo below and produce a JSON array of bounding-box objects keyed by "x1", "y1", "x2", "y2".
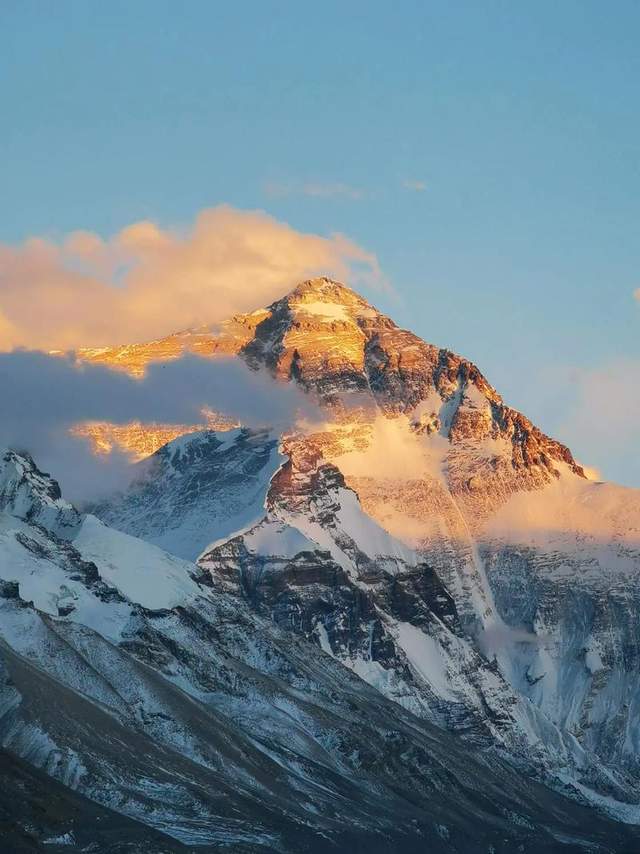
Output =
[
  {"x1": 286, "y1": 276, "x2": 368, "y2": 304},
  {"x1": 268, "y1": 277, "x2": 382, "y2": 324},
  {"x1": 76, "y1": 277, "x2": 583, "y2": 484},
  {"x1": 240, "y1": 277, "x2": 386, "y2": 390},
  {"x1": 290, "y1": 276, "x2": 354, "y2": 296}
]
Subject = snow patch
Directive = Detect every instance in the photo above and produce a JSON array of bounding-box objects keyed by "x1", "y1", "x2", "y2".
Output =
[
  {"x1": 395, "y1": 622, "x2": 456, "y2": 700},
  {"x1": 74, "y1": 515, "x2": 201, "y2": 610},
  {"x1": 243, "y1": 520, "x2": 316, "y2": 558},
  {"x1": 297, "y1": 301, "x2": 351, "y2": 322}
]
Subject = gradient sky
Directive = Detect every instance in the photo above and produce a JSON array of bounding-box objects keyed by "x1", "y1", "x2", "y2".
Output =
[{"x1": 2, "y1": 1, "x2": 639, "y2": 484}]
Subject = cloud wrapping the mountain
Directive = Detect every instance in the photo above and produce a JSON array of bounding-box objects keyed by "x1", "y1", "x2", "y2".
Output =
[
  {"x1": 0, "y1": 350, "x2": 320, "y2": 502},
  {"x1": 333, "y1": 415, "x2": 447, "y2": 483},
  {"x1": 0, "y1": 206, "x2": 382, "y2": 351}
]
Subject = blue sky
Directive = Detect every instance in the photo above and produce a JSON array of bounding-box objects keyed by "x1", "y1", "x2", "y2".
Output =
[{"x1": 2, "y1": 1, "x2": 639, "y2": 484}]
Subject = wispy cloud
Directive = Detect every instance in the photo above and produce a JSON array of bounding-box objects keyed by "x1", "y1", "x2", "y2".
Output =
[
  {"x1": 302, "y1": 182, "x2": 364, "y2": 200},
  {"x1": 263, "y1": 180, "x2": 365, "y2": 200},
  {"x1": 402, "y1": 179, "x2": 427, "y2": 192},
  {"x1": 0, "y1": 205, "x2": 383, "y2": 350},
  {"x1": 262, "y1": 181, "x2": 294, "y2": 199}
]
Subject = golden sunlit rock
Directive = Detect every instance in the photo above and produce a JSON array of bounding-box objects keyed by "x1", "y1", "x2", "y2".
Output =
[
  {"x1": 76, "y1": 311, "x2": 270, "y2": 377},
  {"x1": 71, "y1": 410, "x2": 237, "y2": 460}
]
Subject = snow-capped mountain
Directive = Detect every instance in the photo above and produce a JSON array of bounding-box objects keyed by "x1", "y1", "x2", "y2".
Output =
[
  {"x1": 4, "y1": 276, "x2": 639, "y2": 848},
  {"x1": 86, "y1": 278, "x2": 640, "y2": 829},
  {"x1": 4, "y1": 450, "x2": 635, "y2": 852}
]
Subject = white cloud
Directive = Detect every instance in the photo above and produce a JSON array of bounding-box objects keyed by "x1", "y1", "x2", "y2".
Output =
[{"x1": 0, "y1": 205, "x2": 383, "y2": 350}]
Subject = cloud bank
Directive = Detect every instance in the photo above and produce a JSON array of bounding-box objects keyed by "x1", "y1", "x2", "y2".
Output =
[
  {"x1": 0, "y1": 350, "x2": 321, "y2": 503},
  {"x1": 0, "y1": 206, "x2": 382, "y2": 351}
]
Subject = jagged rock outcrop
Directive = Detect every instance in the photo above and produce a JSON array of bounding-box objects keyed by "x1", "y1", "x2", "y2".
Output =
[{"x1": 0, "y1": 449, "x2": 81, "y2": 534}]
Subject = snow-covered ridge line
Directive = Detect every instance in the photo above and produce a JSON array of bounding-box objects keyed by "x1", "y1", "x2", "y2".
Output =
[
  {"x1": 0, "y1": 447, "x2": 204, "y2": 623},
  {"x1": 196, "y1": 435, "x2": 290, "y2": 561}
]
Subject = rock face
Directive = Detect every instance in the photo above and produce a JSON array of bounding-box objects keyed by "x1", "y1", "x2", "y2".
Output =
[
  {"x1": 200, "y1": 444, "x2": 523, "y2": 746},
  {"x1": 88, "y1": 278, "x2": 640, "y2": 827},
  {"x1": 4, "y1": 452, "x2": 637, "y2": 851}
]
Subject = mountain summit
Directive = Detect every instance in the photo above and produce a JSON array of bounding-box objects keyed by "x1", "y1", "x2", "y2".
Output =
[{"x1": 79, "y1": 277, "x2": 582, "y2": 485}]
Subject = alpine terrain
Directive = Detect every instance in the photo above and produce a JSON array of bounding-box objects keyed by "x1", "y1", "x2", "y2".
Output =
[{"x1": 2, "y1": 278, "x2": 640, "y2": 852}]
